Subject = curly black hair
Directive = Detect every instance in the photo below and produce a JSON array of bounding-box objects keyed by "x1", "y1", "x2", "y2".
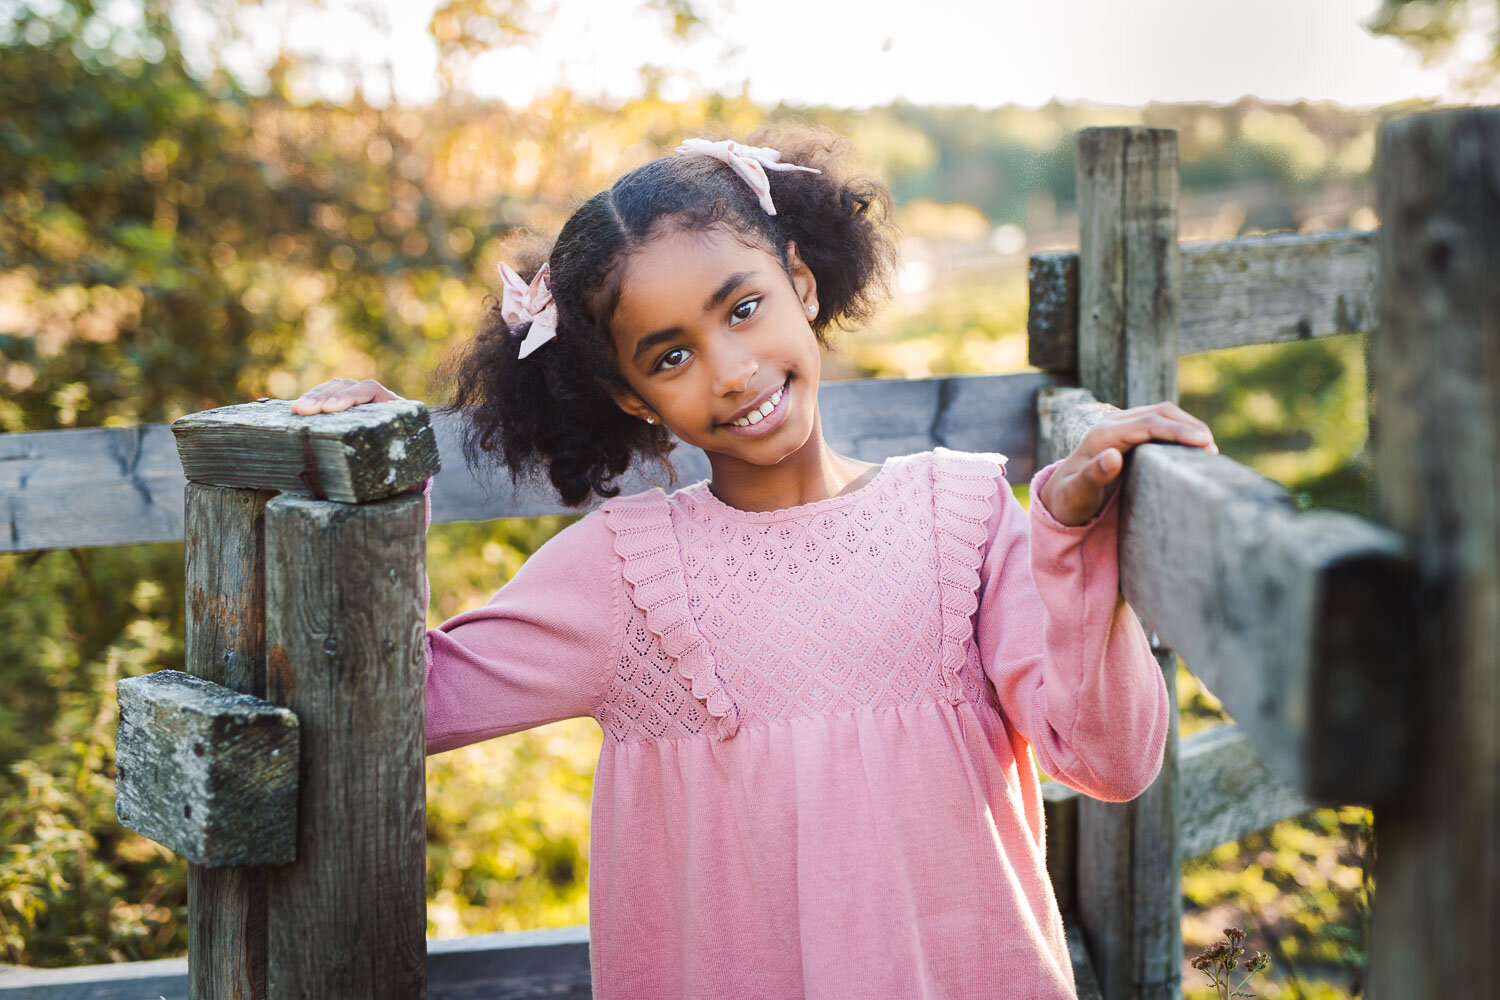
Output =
[{"x1": 432, "y1": 125, "x2": 900, "y2": 508}]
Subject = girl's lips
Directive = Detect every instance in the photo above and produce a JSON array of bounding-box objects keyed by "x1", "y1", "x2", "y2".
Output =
[{"x1": 721, "y1": 378, "x2": 790, "y2": 438}]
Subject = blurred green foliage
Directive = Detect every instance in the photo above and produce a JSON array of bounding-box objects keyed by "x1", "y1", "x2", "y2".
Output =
[
  {"x1": 1, "y1": 543, "x2": 187, "y2": 962},
  {"x1": 2, "y1": 1, "x2": 1383, "y2": 992},
  {"x1": 1368, "y1": 0, "x2": 1500, "y2": 94}
]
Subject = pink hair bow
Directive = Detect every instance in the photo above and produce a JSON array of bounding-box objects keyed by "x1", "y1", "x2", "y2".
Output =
[
  {"x1": 498, "y1": 261, "x2": 558, "y2": 359},
  {"x1": 675, "y1": 138, "x2": 821, "y2": 216}
]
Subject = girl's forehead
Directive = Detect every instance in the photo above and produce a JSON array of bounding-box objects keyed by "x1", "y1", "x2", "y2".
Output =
[
  {"x1": 613, "y1": 229, "x2": 781, "y2": 326},
  {"x1": 625, "y1": 227, "x2": 773, "y2": 284}
]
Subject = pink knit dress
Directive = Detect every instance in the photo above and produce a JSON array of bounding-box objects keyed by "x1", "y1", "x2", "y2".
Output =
[{"x1": 422, "y1": 446, "x2": 1170, "y2": 1000}]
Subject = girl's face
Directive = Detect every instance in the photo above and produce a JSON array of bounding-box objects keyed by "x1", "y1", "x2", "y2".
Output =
[{"x1": 604, "y1": 225, "x2": 822, "y2": 470}]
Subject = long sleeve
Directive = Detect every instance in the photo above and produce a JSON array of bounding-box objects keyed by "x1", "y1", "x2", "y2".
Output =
[
  {"x1": 973, "y1": 459, "x2": 1170, "y2": 802},
  {"x1": 416, "y1": 477, "x2": 623, "y2": 755}
]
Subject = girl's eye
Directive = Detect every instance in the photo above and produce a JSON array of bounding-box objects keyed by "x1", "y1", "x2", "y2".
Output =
[
  {"x1": 729, "y1": 297, "x2": 760, "y2": 326},
  {"x1": 656, "y1": 347, "x2": 689, "y2": 372}
]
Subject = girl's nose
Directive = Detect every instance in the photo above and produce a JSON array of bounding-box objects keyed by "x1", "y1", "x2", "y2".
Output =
[{"x1": 713, "y1": 359, "x2": 759, "y2": 397}]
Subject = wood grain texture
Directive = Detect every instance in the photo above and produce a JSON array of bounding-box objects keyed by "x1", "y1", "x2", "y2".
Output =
[
  {"x1": 4, "y1": 372, "x2": 1063, "y2": 553},
  {"x1": 1028, "y1": 251, "x2": 1080, "y2": 371},
  {"x1": 185, "y1": 484, "x2": 274, "y2": 694},
  {"x1": 1027, "y1": 230, "x2": 1376, "y2": 370},
  {"x1": 172, "y1": 399, "x2": 440, "y2": 502},
  {"x1": 264, "y1": 493, "x2": 427, "y2": 999},
  {"x1": 113, "y1": 670, "x2": 298, "y2": 866},
  {"x1": 1073, "y1": 125, "x2": 1182, "y2": 1000},
  {"x1": 183, "y1": 484, "x2": 275, "y2": 1000},
  {"x1": 1176, "y1": 724, "x2": 1314, "y2": 859},
  {"x1": 0, "y1": 423, "x2": 186, "y2": 552},
  {"x1": 1039, "y1": 385, "x2": 1419, "y2": 805},
  {"x1": 1075, "y1": 126, "x2": 1180, "y2": 408},
  {"x1": 1368, "y1": 106, "x2": 1500, "y2": 1000}
]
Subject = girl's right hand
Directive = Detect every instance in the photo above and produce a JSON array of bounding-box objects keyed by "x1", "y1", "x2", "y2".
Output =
[{"x1": 289, "y1": 377, "x2": 404, "y2": 415}]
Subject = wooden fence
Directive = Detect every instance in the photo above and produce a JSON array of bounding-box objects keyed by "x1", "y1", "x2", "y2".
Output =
[{"x1": 1, "y1": 105, "x2": 1495, "y2": 999}]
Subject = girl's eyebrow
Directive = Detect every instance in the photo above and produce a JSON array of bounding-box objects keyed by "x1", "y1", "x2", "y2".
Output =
[
  {"x1": 703, "y1": 271, "x2": 757, "y2": 313},
  {"x1": 630, "y1": 270, "x2": 758, "y2": 366}
]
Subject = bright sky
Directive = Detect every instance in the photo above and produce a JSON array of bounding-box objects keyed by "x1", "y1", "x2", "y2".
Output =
[{"x1": 179, "y1": 0, "x2": 1471, "y2": 109}]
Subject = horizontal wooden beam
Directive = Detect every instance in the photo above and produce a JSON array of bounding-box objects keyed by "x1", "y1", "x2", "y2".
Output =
[
  {"x1": 0, "y1": 926, "x2": 593, "y2": 1000},
  {"x1": 1044, "y1": 723, "x2": 1316, "y2": 866},
  {"x1": 1038, "y1": 386, "x2": 1419, "y2": 806},
  {"x1": 1028, "y1": 229, "x2": 1376, "y2": 370},
  {"x1": 1176, "y1": 724, "x2": 1314, "y2": 859},
  {"x1": 0, "y1": 918, "x2": 1099, "y2": 1000},
  {"x1": 1, "y1": 371, "x2": 1065, "y2": 552},
  {"x1": 172, "y1": 399, "x2": 441, "y2": 503},
  {"x1": 114, "y1": 670, "x2": 298, "y2": 867},
  {"x1": 0, "y1": 422, "x2": 188, "y2": 552}
]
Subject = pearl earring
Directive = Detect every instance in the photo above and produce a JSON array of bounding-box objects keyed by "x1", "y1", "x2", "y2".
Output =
[{"x1": 807, "y1": 303, "x2": 818, "y2": 317}]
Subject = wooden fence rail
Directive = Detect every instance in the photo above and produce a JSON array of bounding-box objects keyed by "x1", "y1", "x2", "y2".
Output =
[
  {"x1": 4, "y1": 105, "x2": 1495, "y2": 999},
  {"x1": 0, "y1": 372, "x2": 1057, "y2": 553},
  {"x1": 1028, "y1": 229, "x2": 1376, "y2": 370},
  {"x1": 1037, "y1": 386, "x2": 1418, "y2": 806}
]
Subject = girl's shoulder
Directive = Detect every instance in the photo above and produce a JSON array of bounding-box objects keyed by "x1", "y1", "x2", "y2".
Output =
[{"x1": 517, "y1": 504, "x2": 621, "y2": 575}]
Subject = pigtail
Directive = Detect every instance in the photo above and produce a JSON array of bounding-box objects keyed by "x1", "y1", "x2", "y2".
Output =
[
  {"x1": 750, "y1": 125, "x2": 901, "y2": 338},
  {"x1": 432, "y1": 233, "x2": 677, "y2": 508}
]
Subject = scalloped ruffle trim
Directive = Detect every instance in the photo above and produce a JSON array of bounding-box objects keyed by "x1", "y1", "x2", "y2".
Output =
[
  {"x1": 602, "y1": 490, "x2": 742, "y2": 740},
  {"x1": 931, "y1": 446, "x2": 1009, "y2": 705}
]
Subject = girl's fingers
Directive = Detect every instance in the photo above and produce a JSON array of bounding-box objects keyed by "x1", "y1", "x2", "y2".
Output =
[
  {"x1": 1150, "y1": 402, "x2": 1215, "y2": 439},
  {"x1": 1094, "y1": 411, "x2": 1216, "y2": 454},
  {"x1": 290, "y1": 378, "x2": 357, "y2": 414},
  {"x1": 291, "y1": 379, "x2": 401, "y2": 414},
  {"x1": 318, "y1": 387, "x2": 374, "y2": 412}
]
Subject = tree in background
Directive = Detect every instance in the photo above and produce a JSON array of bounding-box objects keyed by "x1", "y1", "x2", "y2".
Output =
[{"x1": 1368, "y1": 0, "x2": 1500, "y2": 95}]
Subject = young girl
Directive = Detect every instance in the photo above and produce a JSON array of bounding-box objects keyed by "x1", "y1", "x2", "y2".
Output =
[{"x1": 291, "y1": 129, "x2": 1217, "y2": 999}]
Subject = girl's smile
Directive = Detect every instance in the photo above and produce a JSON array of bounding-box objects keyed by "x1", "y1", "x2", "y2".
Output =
[{"x1": 719, "y1": 376, "x2": 790, "y2": 436}]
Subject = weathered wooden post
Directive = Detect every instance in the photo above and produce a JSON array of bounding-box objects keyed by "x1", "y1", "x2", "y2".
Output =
[
  {"x1": 184, "y1": 481, "x2": 277, "y2": 997},
  {"x1": 1367, "y1": 106, "x2": 1500, "y2": 997},
  {"x1": 115, "y1": 399, "x2": 439, "y2": 999},
  {"x1": 1063, "y1": 126, "x2": 1183, "y2": 1000}
]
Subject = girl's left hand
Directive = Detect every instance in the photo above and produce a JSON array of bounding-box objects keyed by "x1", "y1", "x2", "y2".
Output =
[{"x1": 1038, "y1": 401, "x2": 1218, "y2": 527}]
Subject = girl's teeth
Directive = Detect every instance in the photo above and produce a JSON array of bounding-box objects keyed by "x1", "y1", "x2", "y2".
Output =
[{"x1": 732, "y1": 386, "x2": 784, "y2": 427}]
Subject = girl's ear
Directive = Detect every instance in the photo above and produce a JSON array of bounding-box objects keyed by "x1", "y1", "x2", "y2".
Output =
[
  {"x1": 597, "y1": 376, "x2": 658, "y2": 425},
  {"x1": 785, "y1": 240, "x2": 818, "y2": 317}
]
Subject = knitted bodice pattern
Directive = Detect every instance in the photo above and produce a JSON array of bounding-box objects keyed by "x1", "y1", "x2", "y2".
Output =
[{"x1": 595, "y1": 447, "x2": 1007, "y2": 745}]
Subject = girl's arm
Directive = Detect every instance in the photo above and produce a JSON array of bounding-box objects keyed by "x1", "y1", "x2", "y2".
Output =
[
  {"x1": 973, "y1": 460, "x2": 1170, "y2": 802},
  {"x1": 415, "y1": 477, "x2": 623, "y2": 755}
]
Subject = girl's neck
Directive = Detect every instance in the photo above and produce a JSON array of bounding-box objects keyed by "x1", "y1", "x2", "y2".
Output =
[{"x1": 705, "y1": 410, "x2": 880, "y2": 513}]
